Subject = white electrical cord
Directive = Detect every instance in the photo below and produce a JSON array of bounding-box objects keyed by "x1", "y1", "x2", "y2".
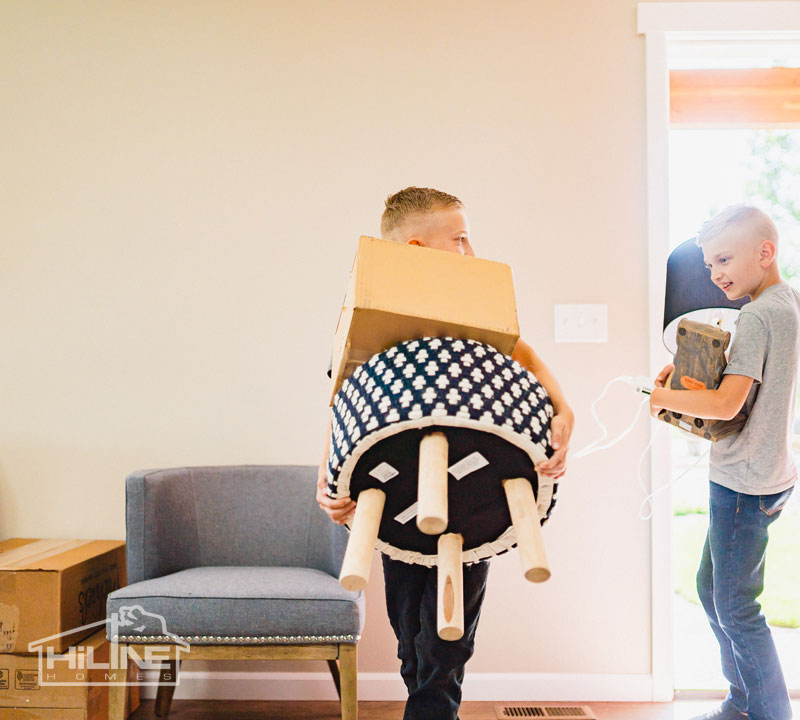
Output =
[
  {"x1": 572, "y1": 375, "x2": 710, "y2": 520},
  {"x1": 637, "y1": 430, "x2": 710, "y2": 520},
  {"x1": 574, "y1": 376, "x2": 653, "y2": 458}
]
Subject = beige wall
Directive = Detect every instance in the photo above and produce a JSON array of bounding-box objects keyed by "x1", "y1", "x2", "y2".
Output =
[{"x1": 1, "y1": 0, "x2": 724, "y2": 685}]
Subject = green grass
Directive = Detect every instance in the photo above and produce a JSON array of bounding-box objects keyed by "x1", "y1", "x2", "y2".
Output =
[
  {"x1": 674, "y1": 506, "x2": 708, "y2": 516},
  {"x1": 673, "y1": 506, "x2": 800, "y2": 628}
]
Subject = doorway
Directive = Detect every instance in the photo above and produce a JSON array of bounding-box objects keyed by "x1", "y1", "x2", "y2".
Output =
[
  {"x1": 639, "y1": 4, "x2": 800, "y2": 700},
  {"x1": 669, "y1": 127, "x2": 800, "y2": 692}
]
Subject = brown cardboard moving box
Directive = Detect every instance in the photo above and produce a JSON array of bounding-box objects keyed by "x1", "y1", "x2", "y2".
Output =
[
  {"x1": 0, "y1": 711, "x2": 88, "y2": 719},
  {"x1": 0, "y1": 628, "x2": 139, "y2": 718},
  {"x1": 0, "y1": 539, "x2": 126, "y2": 655},
  {"x1": 330, "y1": 236, "x2": 520, "y2": 405}
]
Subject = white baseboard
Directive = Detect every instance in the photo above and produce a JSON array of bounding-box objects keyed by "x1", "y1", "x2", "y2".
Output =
[
  {"x1": 462, "y1": 673, "x2": 655, "y2": 701},
  {"x1": 138, "y1": 670, "x2": 655, "y2": 702}
]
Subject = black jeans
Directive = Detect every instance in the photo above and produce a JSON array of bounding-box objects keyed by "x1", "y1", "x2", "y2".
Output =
[{"x1": 382, "y1": 555, "x2": 490, "y2": 720}]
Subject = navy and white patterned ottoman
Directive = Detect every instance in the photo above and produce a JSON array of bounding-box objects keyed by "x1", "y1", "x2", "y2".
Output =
[{"x1": 327, "y1": 336, "x2": 556, "y2": 567}]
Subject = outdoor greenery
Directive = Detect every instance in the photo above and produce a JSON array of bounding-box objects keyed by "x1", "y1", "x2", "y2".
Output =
[
  {"x1": 674, "y1": 506, "x2": 800, "y2": 628},
  {"x1": 745, "y1": 130, "x2": 800, "y2": 409},
  {"x1": 673, "y1": 506, "x2": 709, "y2": 516},
  {"x1": 746, "y1": 130, "x2": 800, "y2": 284}
]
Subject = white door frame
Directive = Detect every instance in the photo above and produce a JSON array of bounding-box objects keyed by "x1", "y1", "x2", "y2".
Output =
[{"x1": 638, "y1": 1, "x2": 800, "y2": 702}]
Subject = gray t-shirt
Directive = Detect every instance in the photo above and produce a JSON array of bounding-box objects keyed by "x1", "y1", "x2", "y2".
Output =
[{"x1": 710, "y1": 282, "x2": 800, "y2": 494}]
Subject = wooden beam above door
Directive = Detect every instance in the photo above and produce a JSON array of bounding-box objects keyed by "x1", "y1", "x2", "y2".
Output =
[{"x1": 670, "y1": 68, "x2": 800, "y2": 126}]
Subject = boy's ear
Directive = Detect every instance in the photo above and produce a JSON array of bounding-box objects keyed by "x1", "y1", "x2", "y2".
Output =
[{"x1": 759, "y1": 240, "x2": 777, "y2": 266}]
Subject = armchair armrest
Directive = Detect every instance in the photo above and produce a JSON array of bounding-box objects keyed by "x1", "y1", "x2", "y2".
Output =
[{"x1": 125, "y1": 468, "x2": 201, "y2": 585}]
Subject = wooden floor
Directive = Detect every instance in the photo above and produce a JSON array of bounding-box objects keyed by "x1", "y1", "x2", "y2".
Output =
[{"x1": 126, "y1": 699, "x2": 746, "y2": 720}]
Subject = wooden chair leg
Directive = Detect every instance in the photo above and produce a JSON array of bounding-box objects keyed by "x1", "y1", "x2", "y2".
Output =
[
  {"x1": 126, "y1": 656, "x2": 141, "y2": 716},
  {"x1": 108, "y1": 643, "x2": 128, "y2": 720},
  {"x1": 327, "y1": 658, "x2": 342, "y2": 699},
  {"x1": 339, "y1": 643, "x2": 358, "y2": 720},
  {"x1": 154, "y1": 660, "x2": 178, "y2": 718}
]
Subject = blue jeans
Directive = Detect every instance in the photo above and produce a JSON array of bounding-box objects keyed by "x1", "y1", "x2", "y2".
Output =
[
  {"x1": 697, "y1": 481, "x2": 794, "y2": 720},
  {"x1": 382, "y1": 555, "x2": 489, "y2": 720}
]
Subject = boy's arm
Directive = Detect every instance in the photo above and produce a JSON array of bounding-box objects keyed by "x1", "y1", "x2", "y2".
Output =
[
  {"x1": 652, "y1": 310, "x2": 763, "y2": 421},
  {"x1": 649, "y1": 372, "x2": 754, "y2": 421},
  {"x1": 315, "y1": 413, "x2": 356, "y2": 524},
  {"x1": 512, "y1": 338, "x2": 574, "y2": 479}
]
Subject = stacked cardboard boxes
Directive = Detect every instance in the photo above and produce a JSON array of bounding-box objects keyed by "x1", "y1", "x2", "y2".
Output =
[{"x1": 0, "y1": 539, "x2": 139, "y2": 719}]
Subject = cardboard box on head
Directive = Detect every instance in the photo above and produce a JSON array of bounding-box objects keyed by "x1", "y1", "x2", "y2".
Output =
[{"x1": 329, "y1": 236, "x2": 520, "y2": 406}]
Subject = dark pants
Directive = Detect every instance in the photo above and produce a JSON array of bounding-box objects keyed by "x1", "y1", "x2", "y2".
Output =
[
  {"x1": 382, "y1": 555, "x2": 490, "y2": 720},
  {"x1": 697, "y1": 481, "x2": 794, "y2": 720}
]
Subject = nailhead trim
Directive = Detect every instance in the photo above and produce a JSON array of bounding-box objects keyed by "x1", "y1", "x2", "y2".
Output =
[{"x1": 112, "y1": 633, "x2": 360, "y2": 644}]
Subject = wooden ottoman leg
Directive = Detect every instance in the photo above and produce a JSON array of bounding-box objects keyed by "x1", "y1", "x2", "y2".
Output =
[
  {"x1": 417, "y1": 431, "x2": 449, "y2": 535},
  {"x1": 154, "y1": 659, "x2": 178, "y2": 718},
  {"x1": 340, "y1": 642, "x2": 358, "y2": 720},
  {"x1": 339, "y1": 488, "x2": 386, "y2": 591},
  {"x1": 503, "y1": 477, "x2": 551, "y2": 583},
  {"x1": 437, "y1": 532, "x2": 464, "y2": 641}
]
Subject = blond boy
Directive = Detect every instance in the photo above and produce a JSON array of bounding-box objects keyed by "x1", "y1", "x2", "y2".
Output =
[
  {"x1": 317, "y1": 187, "x2": 573, "y2": 720},
  {"x1": 650, "y1": 205, "x2": 799, "y2": 720}
]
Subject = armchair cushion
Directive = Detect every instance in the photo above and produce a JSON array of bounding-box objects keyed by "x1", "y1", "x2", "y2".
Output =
[{"x1": 107, "y1": 566, "x2": 364, "y2": 643}]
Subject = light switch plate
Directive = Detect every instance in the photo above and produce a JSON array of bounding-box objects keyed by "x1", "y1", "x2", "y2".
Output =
[{"x1": 554, "y1": 304, "x2": 608, "y2": 343}]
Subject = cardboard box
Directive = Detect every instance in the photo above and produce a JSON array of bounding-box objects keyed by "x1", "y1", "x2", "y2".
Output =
[
  {"x1": 0, "y1": 539, "x2": 126, "y2": 655},
  {"x1": 330, "y1": 236, "x2": 520, "y2": 404},
  {"x1": 0, "y1": 628, "x2": 139, "y2": 718},
  {"x1": 0, "y1": 711, "x2": 88, "y2": 719}
]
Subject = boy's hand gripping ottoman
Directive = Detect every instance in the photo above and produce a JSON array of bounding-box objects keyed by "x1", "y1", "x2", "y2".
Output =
[{"x1": 327, "y1": 336, "x2": 556, "y2": 640}]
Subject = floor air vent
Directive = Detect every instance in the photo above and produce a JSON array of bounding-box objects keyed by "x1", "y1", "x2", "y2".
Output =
[{"x1": 494, "y1": 705, "x2": 597, "y2": 719}]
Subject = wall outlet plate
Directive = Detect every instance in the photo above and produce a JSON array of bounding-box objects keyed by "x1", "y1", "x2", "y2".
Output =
[{"x1": 554, "y1": 304, "x2": 608, "y2": 343}]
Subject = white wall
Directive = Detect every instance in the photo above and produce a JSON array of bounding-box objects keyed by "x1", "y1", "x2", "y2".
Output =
[{"x1": 1, "y1": 0, "x2": 698, "y2": 696}]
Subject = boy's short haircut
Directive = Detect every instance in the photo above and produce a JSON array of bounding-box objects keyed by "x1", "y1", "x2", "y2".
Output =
[
  {"x1": 696, "y1": 204, "x2": 779, "y2": 248},
  {"x1": 381, "y1": 186, "x2": 463, "y2": 239}
]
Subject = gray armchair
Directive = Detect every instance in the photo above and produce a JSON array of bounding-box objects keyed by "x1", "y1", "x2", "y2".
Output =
[{"x1": 105, "y1": 465, "x2": 364, "y2": 719}]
